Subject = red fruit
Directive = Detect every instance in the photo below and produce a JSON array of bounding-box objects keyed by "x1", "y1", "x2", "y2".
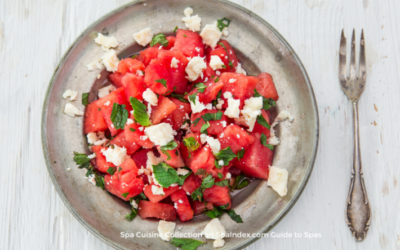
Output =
[
  {"x1": 121, "y1": 73, "x2": 146, "y2": 102},
  {"x1": 180, "y1": 133, "x2": 202, "y2": 166},
  {"x1": 138, "y1": 200, "x2": 177, "y2": 221},
  {"x1": 207, "y1": 48, "x2": 231, "y2": 74},
  {"x1": 131, "y1": 148, "x2": 157, "y2": 169},
  {"x1": 188, "y1": 145, "x2": 218, "y2": 177},
  {"x1": 162, "y1": 98, "x2": 191, "y2": 130},
  {"x1": 84, "y1": 100, "x2": 108, "y2": 134},
  {"x1": 137, "y1": 47, "x2": 159, "y2": 66},
  {"x1": 234, "y1": 132, "x2": 272, "y2": 180},
  {"x1": 105, "y1": 174, "x2": 120, "y2": 196},
  {"x1": 92, "y1": 145, "x2": 115, "y2": 173},
  {"x1": 182, "y1": 173, "x2": 202, "y2": 194},
  {"x1": 143, "y1": 184, "x2": 180, "y2": 203},
  {"x1": 191, "y1": 201, "x2": 214, "y2": 215},
  {"x1": 96, "y1": 87, "x2": 129, "y2": 136},
  {"x1": 252, "y1": 110, "x2": 271, "y2": 137},
  {"x1": 215, "y1": 40, "x2": 239, "y2": 71},
  {"x1": 170, "y1": 189, "x2": 194, "y2": 222},
  {"x1": 203, "y1": 185, "x2": 231, "y2": 209},
  {"x1": 219, "y1": 124, "x2": 254, "y2": 154},
  {"x1": 113, "y1": 159, "x2": 144, "y2": 200},
  {"x1": 190, "y1": 109, "x2": 228, "y2": 136},
  {"x1": 124, "y1": 116, "x2": 154, "y2": 148},
  {"x1": 157, "y1": 140, "x2": 185, "y2": 168},
  {"x1": 109, "y1": 130, "x2": 141, "y2": 155},
  {"x1": 144, "y1": 59, "x2": 171, "y2": 95},
  {"x1": 109, "y1": 72, "x2": 124, "y2": 88},
  {"x1": 173, "y1": 29, "x2": 204, "y2": 57},
  {"x1": 150, "y1": 36, "x2": 176, "y2": 50},
  {"x1": 117, "y1": 58, "x2": 145, "y2": 75},
  {"x1": 158, "y1": 50, "x2": 189, "y2": 94},
  {"x1": 220, "y1": 73, "x2": 259, "y2": 109},
  {"x1": 151, "y1": 96, "x2": 177, "y2": 125},
  {"x1": 256, "y1": 73, "x2": 279, "y2": 101}
]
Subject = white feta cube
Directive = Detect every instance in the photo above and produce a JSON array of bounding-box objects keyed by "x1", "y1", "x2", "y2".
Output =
[
  {"x1": 214, "y1": 239, "x2": 225, "y2": 248},
  {"x1": 182, "y1": 8, "x2": 202, "y2": 32},
  {"x1": 224, "y1": 98, "x2": 240, "y2": 118},
  {"x1": 200, "y1": 134, "x2": 207, "y2": 144},
  {"x1": 189, "y1": 95, "x2": 207, "y2": 114},
  {"x1": 201, "y1": 218, "x2": 226, "y2": 240},
  {"x1": 98, "y1": 85, "x2": 116, "y2": 99},
  {"x1": 177, "y1": 168, "x2": 189, "y2": 176},
  {"x1": 185, "y1": 56, "x2": 207, "y2": 81},
  {"x1": 142, "y1": 88, "x2": 158, "y2": 106},
  {"x1": 144, "y1": 123, "x2": 175, "y2": 146},
  {"x1": 158, "y1": 220, "x2": 176, "y2": 241},
  {"x1": 151, "y1": 185, "x2": 165, "y2": 196},
  {"x1": 86, "y1": 59, "x2": 102, "y2": 71},
  {"x1": 62, "y1": 89, "x2": 78, "y2": 101},
  {"x1": 101, "y1": 49, "x2": 119, "y2": 72},
  {"x1": 101, "y1": 145, "x2": 128, "y2": 166},
  {"x1": 209, "y1": 55, "x2": 225, "y2": 70},
  {"x1": 267, "y1": 166, "x2": 289, "y2": 196},
  {"x1": 64, "y1": 103, "x2": 83, "y2": 117},
  {"x1": 94, "y1": 33, "x2": 119, "y2": 51},
  {"x1": 235, "y1": 63, "x2": 247, "y2": 75},
  {"x1": 206, "y1": 136, "x2": 221, "y2": 154},
  {"x1": 133, "y1": 28, "x2": 153, "y2": 46},
  {"x1": 171, "y1": 57, "x2": 180, "y2": 68},
  {"x1": 200, "y1": 24, "x2": 222, "y2": 49}
]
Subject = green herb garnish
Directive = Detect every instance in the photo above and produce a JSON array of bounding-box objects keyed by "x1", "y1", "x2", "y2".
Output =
[
  {"x1": 150, "y1": 33, "x2": 169, "y2": 47},
  {"x1": 82, "y1": 93, "x2": 89, "y2": 106},
  {"x1": 110, "y1": 103, "x2": 129, "y2": 129},
  {"x1": 217, "y1": 17, "x2": 231, "y2": 31},
  {"x1": 130, "y1": 97, "x2": 151, "y2": 126}
]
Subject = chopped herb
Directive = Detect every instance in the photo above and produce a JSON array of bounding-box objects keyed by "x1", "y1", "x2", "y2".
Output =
[
  {"x1": 73, "y1": 152, "x2": 90, "y2": 165},
  {"x1": 82, "y1": 93, "x2": 89, "y2": 106},
  {"x1": 204, "y1": 203, "x2": 243, "y2": 223},
  {"x1": 229, "y1": 60, "x2": 234, "y2": 68},
  {"x1": 200, "y1": 121, "x2": 210, "y2": 134},
  {"x1": 129, "y1": 128, "x2": 136, "y2": 132},
  {"x1": 214, "y1": 147, "x2": 237, "y2": 166},
  {"x1": 175, "y1": 150, "x2": 179, "y2": 156},
  {"x1": 218, "y1": 42, "x2": 226, "y2": 49},
  {"x1": 231, "y1": 174, "x2": 250, "y2": 190},
  {"x1": 110, "y1": 103, "x2": 129, "y2": 129},
  {"x1": 183, "y1": 137, "x2": 200, "y2": 152},
  {"x1": 131, "y1": 54, "x2": 138, "y2": 59},
  {"x1": 221, "y1": 65, "x2": 227, "y2": 69},
  {"x1": 254, "y1": 89, "x2": 276, "y2": 110},
  {"x1": 106, "y1": 167, "x2": 116, "y2": 175},
  {"x1": 170, "y1": 238, "x2": 205, "y2": 250},
  {"x1": 160, "y1": 140, "x2": 178, "y2": 160},
  {"x1": 215, "y1": 159, "x2": 223, "y2": 169},
  {"x1": 194, "y1": 82, "x2": 207, "y2": 93},
  {"x1": 217, "y1": 17, "x2": 231, "y2": 31},
  {"x1": 214, "y1": 77, "x2": 220, "y2": 82},
  {"x1": 237, "y1": 178, "x2": 250, "y2": 189},
  {"x1": 215, "y1": 179, "x2": 229, "y2": 187},
  {"x1": 201, "y1": 111, "x2": 223, "y2": 122},
  {"x1": 152, "y1": 162, "x2": 181, "y2": 187},
  {"x1": 204, "y1": 206, "x2": 224, "y2": 219},
  {"x1": 170, "y1": 93, "x2": 189, "y2": 103},
  {"x1": 237, "y1": 148, "x2": 245, "y2": 160},
  {"x1": 260, "y1": 133, "x2": 274, "y2": 150},
  {"x1": 150, "y1": 33, "x2": 169, "y2": 47},
  {"x1": 183, "y1": 34, "x2": 187, "y2": 37},
  {"x1": 212, "y1": 90, "x2": 222, "y2": 106},
  {"x1": 130, "y1": 97, "x2": 151, "y2": 126},
  {"x1": 178, "y1": 167, "x2": 192, "y2": 184},
  {"x1": 173, "y1": 26, "x2": 178, "y2": 32},
  {"x1": 193, "y1": 118, "x2": 201, "y2": 126},
  {"x1": 226, "y1": 209, "x2": 243, "y2": 223},
  {"x1": 217, "y1": 173, "x2": 224, "y2": 179},
  {"x1": 98, "y1": 108, "x2": 101, "y2": 111},
  {"x1": 188, "y1": 93, "x2": 197, "y2": 104},
  {"x1": 201, "y1": 175, "x2": 215, "y2": 189},
  {"x1": 191, "y1": 188, "x2": 203, "y2": 202},
  {"x1": 95, "y1": 175, "x2": 105, "y2": 190},
  {"x1": 122, "y1": 192, "x2": 129, "y2": 198},
  {"x1": 125, "y1": 208, "x2": 137, "y2": 221},
  {"x1": 155, "y1": 78, "x2": 167, "y2": 88},
  {"x1": 257, "y1": 114, "x2": 271, "y2": 129},
  {"x1": 118, "y1": 167, "x2": 122, "y2": 172}
]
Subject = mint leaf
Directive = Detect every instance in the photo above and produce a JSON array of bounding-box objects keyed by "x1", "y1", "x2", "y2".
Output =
[
  {"x1": 226, "y1": 209, "x2": 243, "y2": 223},
  {"x1": 194, "y1": 82, "x2": 207, "y2": 93},
  {"x1": 125, "y1": 208, "x2": 137, "y2": 220},
  {"x1": 189, "y1": 93, "x2": 197, "y2": 104},
  {"x1": 155, "y1": 78, "x2": 167, "y2": 88},
  {"x1": 217, "y1": 173, "x2": 223, "y2": 179},
  {"x1": 214, "y1": 77, "x2": 219, "y2": 82},
  {"x1": 170, "y1": 93, "x2": 189, "y2": 103},
  {"x1": 95, "y1": 175, "x2": 105, "y2": 190},
  {"x1": 237, "y1": 178, "x2": 250, "y2": 189},
  {"x1": 201, "y1": 111, "x2": 223, "y2": 122},
  {"x1": 174, "y1": 26, "x2": 178, "y2": 33},
  {"x1": 131, "y1": 54, "x2": 138, "y2": 59},
  {"x1": 73, "y1": 152, "x2": 90, "y2": 165},
  {"x1": 260, "y1": 133, "x2": 274, "y2": 150},
  {"x1": 82, "y1": 93, "x2": 89, "y2": 106},
  {"x1": 214, "y1": 147, "x2": 236, "y2": 166},
  {"x1": 257, "y1": 114, "x2": 271, "y2": 129},
  {"x1": 110, "y1": 103, "x2": 129, "y2": 129},
  {"x1": 130, "y1": 97, "x2": 151, "y2": 126},
  {"x1": 152, "y1": 162, "x2": 180, "y2": 188},
  {"x1": 231, "y1": 173, "x2": 250, "y2": 190},
  {"x1": 193, "y1": 118, "x2": 201, "y2": 126},
  {"x1": 201, "y1": 175, "x2": 215, "y2": 189},
  {"x1": 170, "y1": 238, "x2": 205, "y2": 250},
  {"x1": 150, "y1": 33, "x2": 169, "y2": 47},
  {"x1": 215, "y1": 180, "x2": 229, "y2": 187},
  {"x1": 217, "y1": 17, "x2": 231, "y2": 31},
  {"x1": 228, "y1": 60, "x2": 234, "y2": 68},
  {"x1": 191, "y1": 188, "x2": 203, "y2": 202},
  {"x1": 106, "y1": 167, "x2": 116, "y2": 175},
  {"x1": 130, "y1": 128, "x2": 136, "y2": 132},
  {"x1": 254, "y1": 89, "x2": 276, "y2": 110},
  {"x1": 160, "y1": 140, "x2": 178, "y2": 160},
  {"x1": 212, "y1": 90, "x2": 222, "y2": 106},
  {"x1": 183, "y1": 137, "x2": 200, "y2": 152},
  {"x1": 237, "y1": 148, "x2": 245, "y2": 160},
  {"x1": 204, "y1": 206, "x2": 224, "y2": 219},
  {"x1": 200, "y1": 121, "x2": 210, "y2": 134},
  {"x1": 122, "y1": 192, "x2": 129, "y2": 198}
]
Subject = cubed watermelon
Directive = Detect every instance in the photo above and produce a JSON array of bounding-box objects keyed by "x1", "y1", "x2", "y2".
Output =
[
  {"x1": 105, "y1": 174, "x2": 121, "y2": 196},
  {"x1": 156, "y1": 140, "x2": 185, "y2": 168},
  {"x1": 252, "y1": 110, "x2": 271, "y2": 137},
  {"x1": 138, "y1": 200, "x2": 177, "y2": 221},
  {"x1": 256, "y1": 73, "x2": 279, "y2": 101},
  {"x1": 143, "y1": 184, "x2": 180, "y2": 203},
  {"x1": 220, "y1": 72, "x2": 259, "y2": 109},
  {"x1": 124, "y1": 115, "x2": 154, "y2": 148},
  {"x1": 114, "y1": 159, "x2": 144, "y2": 200},
  {"x1": 173, "y1": 29, "x2": 204, "y2": 57},
  {"x1": 150, "y1": 36, "x2": 176, "y2": 50},
  {"x1": 109, "y1": 72, "x2": 124, "y2": 88},
  {"x1": 180, "y1": 133, "x2": 202, "y2": 166},
  {"x1": 151, "y1": 96, "x2": 177, "y2": 125},
  {"x1": 191, "y1": 201, "x2": 214, "y2": 215},
  {"x1": 182, "y1": 173, "x2": 202, "y2": 194},
  {"x1": 137, "y1": 47, "x2": 159, "y2": 66},
  {"x1": 170, "y1": 189, "x2": 194, "y2": 222},
  {"x1": 84, "y1": 100, "x2": 108, "y2": 134},
  {"x1": 144, "y1": 59, "x2": 171, "y2": 95},
  {"x1": 110, "y1": 130, "x2": 141, "y2": 155},
  {"x1": 219, "y1": 124, "x2": 254, "y2": 154},
  {"x1": 162, "y1": 98, "x2": 191, "y2": 130},
  {"x1": 190, "y1": 109, "x2": 228, "y2": 135},
  {"x1": 188, "y1": 145, "x2": 218, "y2": 177},
  {"x1": 215, "y1": 40, "x2": 239, "y2": 71},
  {"x1": 188, "y1": 77, "x2": 224, "y2": 104},
  {"x1": 203, "y1": 185, "x2": 231, "y2": 209},
  {"x1": 117, "y1": 58, "x2": 145, "y2": 75},
  {"x1": 92, "y1": 145, "x2": 115, "y2": 173},
  {"x1": 121, "y1": 73, "x2": 146, "y2": 101},
  {"x1": 157, "y1": 50, "x2": 189, "y2": 94}
]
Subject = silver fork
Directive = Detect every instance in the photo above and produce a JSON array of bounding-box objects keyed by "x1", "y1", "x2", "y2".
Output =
[{"x1": 339, "y1": 29, "x2": 371, "y2": 241}]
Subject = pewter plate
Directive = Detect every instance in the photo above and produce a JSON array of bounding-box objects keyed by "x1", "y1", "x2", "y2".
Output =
[{"x1": 41, "y1": 0, "x2": 319, "y2": 249}]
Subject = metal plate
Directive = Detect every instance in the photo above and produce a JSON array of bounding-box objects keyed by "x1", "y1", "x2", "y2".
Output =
[{"x1": 41, "y1": 0, "x2": 319, "y2": 249}]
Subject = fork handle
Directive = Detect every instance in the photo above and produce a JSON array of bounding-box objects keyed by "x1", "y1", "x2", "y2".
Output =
[{"x1": 345, "y1": 101, "x2": 371, "y2": 241}]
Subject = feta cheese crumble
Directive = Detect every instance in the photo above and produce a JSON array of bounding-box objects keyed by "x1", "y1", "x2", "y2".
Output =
[
  {"x1": 200, "y1": 134, "x2": 207, "y2": 144},
  {"x1": 200, "y1": 24, "x2": 222, "y2": 49},
  {"x1": 151, "y1": 185, "x2": 165, "y2": 196},
  {"x1": 170, "y1": 57, "x2": 180, "y2": 68},
  {"x1": 214, "y1": 239, "x2": 225, "y2": 248},
  {"x1": 224, "y1": 92, "x2": 240, "y2": 118},
  {"x1": 101, "y1": 145, "x2": 128, "y2": 166},
  {"x1": 101, "y1": 49, "x2": 119, "y2": 72},
  {"x1": 240, "y1": 97, "x2": 263, "y2": 132},
  {"x1": 228, "y1": 78, "x2": 237, "y2": 83},
  {"x1": 216, "y1": 99, "x2": 224, "y2": 109},
  {"x1": 62, "y1": 89, "x2": 78, "y2": 101},
  {"x1": 133, "y1": 28, "x2": 153, "y2": 46},
  {"x1": 267, "y1": 166, "x2": 289, "y2": 196},
  {"x1": 269, "y1": 110, "x2": 294, "y2": 145},
  {"x1": 185, "y1": 56, "x2": 207, "y2": 81},
  {"x1": 201, "y1": 218, "x2": 226, "y2": 247},
  {"x1": 86, "y1": 59, "x2": 102, "y2": 71},
  {"x1": 142, "y1": 88, "x2": 158, "y2": 106},
  {"x1": 94, "y1": 33, "x2": 119, "y2": 51},
  {"x1": 158, "y1": 220, "x2": 176, "y2": 241},
  {"x1": 182, "y1": 7, "x2": 202, "y2": 32},
  {"x1": 64, "y1": 103, "x2": 84, "y2": 117},
  {"x1": 209, "y1": 55, "x2": 225, "y2": 70},
  {"x1": 226, "y1": 173, "x2": 231, "y2": 179},
  {"x1": 144, "y1": 123, "x2": 175, "y2": 146},
  {"x1": 177, "y1": 168, "x2": 189, "y2": 176},
  {"x1": 189, "y1": 95, "x2": 207, "y2": 114},
  {"x1": 206, "y1": 136, "x2": 221, "y2": 154},
  {"x1": 98, "y1": 85, "x2": 116, "y2": 99},
  {"x1": 236, "y1": 62, "x2": 247, "y2": 75},
  {"x1": 87, "y1": 174, "x2": 96, "y2": 186}
]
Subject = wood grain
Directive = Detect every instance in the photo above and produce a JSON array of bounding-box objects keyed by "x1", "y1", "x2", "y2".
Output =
[{"x1": 0, "y1": 0, "x2": 399, "y2": 249}]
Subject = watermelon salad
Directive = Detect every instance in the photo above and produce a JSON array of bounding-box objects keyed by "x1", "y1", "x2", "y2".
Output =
[{"x1": 63, "y1": 7, "x2": 294, "y2": 249}]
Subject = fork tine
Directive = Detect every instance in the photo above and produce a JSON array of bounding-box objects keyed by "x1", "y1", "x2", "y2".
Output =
[
  {"x1": 339, "y1": 29, "x2": 347, "y2": 80},
  {"x1": 359, "y1": 29, "x2": 366, "y2": 81},
  {"x1": 350, "y1": 29, "x2": 356, "y2": 78}
]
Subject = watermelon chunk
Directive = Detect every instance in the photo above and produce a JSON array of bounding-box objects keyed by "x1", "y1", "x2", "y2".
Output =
[
  {"x1": 137, "y1": 47, "x2": 159, "y2": 66},
  {"x1": 180, "y1": 133, "x2": 202, "y2": 166},
  {"x1": 144, "y1": 59, "x2": 171, "y2": 95},
  {"x1": 157, "y1": 50, "x2": 189, "y2": 94},
  {"x1": 84, "y1": 100, "x2": 108, "y2": 134},
  {"x1": 138, "y1": 200, "x2": 177, "y2": 221},
  {"x1": 256, "y1": 73, "x2": 279, "y2": 101},
  {"x1": 234, "y1": 132, "x2": 272, "y2": 180},
  {"x1": 191, "y1": 201, "x2": 214, "y2": 215},
  {"x1": 124, "y1": 115, "x2": 153, "y2": 148},
  {"x1": 117, "y1": 58, "x2": 145, "y2": 75},
  {"x1": 162, "y1": 98, "x2": 191, "y2": 130},
  {"x1": 151, "y1": 96, "x2": 177, "y2": 125},
  {"x1": 110, "y1": 130, "x2": 141, "y2": 155},
  {"x1": 252, "y1": 110, "x2": 271, "y2": 137},
  {"x1": 156, "y1": 140, "x2": 185, "y2": 168},
  {"x1": 207, "y1": 47, "x2": 231, "y2": 74},
  {"x1": 215, "y1": 40, "x2": 239, "y2": 71},
  {"x1": 143, "y1": 184, "x2": 180, "y2": 203},
  {"x1": 150, "y1": 36, "x2": 176, "y2": 50},
  {"x1": 131, "y1": 148, "x2": 157, "y2": 169},
  {"x1": 105, "y1": 174, "x2": 120, "y2": 196},
  {"x1": 188, "y1": 145, "x2": 219, "y2": 177},
  {"x1": 109, "y1": 72, "x2": 124, "y2": 88},
  {"x1": 190, "y1": 109, "x2": 228, "y2": 136},
  {"x1": 203, "y1": 185, "x2": 231, "y2": 209},
  {"x1": 182, "y1": 173, "x2": 202, "y2": 194},
  {"x1": 92, "y1": 145, "x2": 115, "y2": 173},
  {"x1": 114, "y1": 158, "x2": 144, "y2": 200},
  {"x1": 219, "y1": 124, "x2": 254, "y2": 154},
  {"x1": 170, "y1": 189, "x2": 194, "y2": 222},
  {"x1": 173, "y1": 29, "x2": 204, "y2": 57},
  {"x1": 188, "y1": 77, "x2": 224, "y2": 104},
  {"x1": 121, "y1": 73, "x2": 146, "y2": 102}
]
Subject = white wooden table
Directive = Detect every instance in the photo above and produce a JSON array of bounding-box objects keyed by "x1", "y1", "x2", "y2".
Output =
[{"x1": 1, "y1": 0, "x2": 398, "y2": 249}]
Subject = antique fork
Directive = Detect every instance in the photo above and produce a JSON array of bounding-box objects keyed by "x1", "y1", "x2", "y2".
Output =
[{"x1": 339, "y1": 29, "x2": 371, "y2": 241}]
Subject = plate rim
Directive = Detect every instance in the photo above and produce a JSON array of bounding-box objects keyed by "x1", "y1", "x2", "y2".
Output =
[{"x1": 41, "y1": 0, "x2": 319, "y2": 249}]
